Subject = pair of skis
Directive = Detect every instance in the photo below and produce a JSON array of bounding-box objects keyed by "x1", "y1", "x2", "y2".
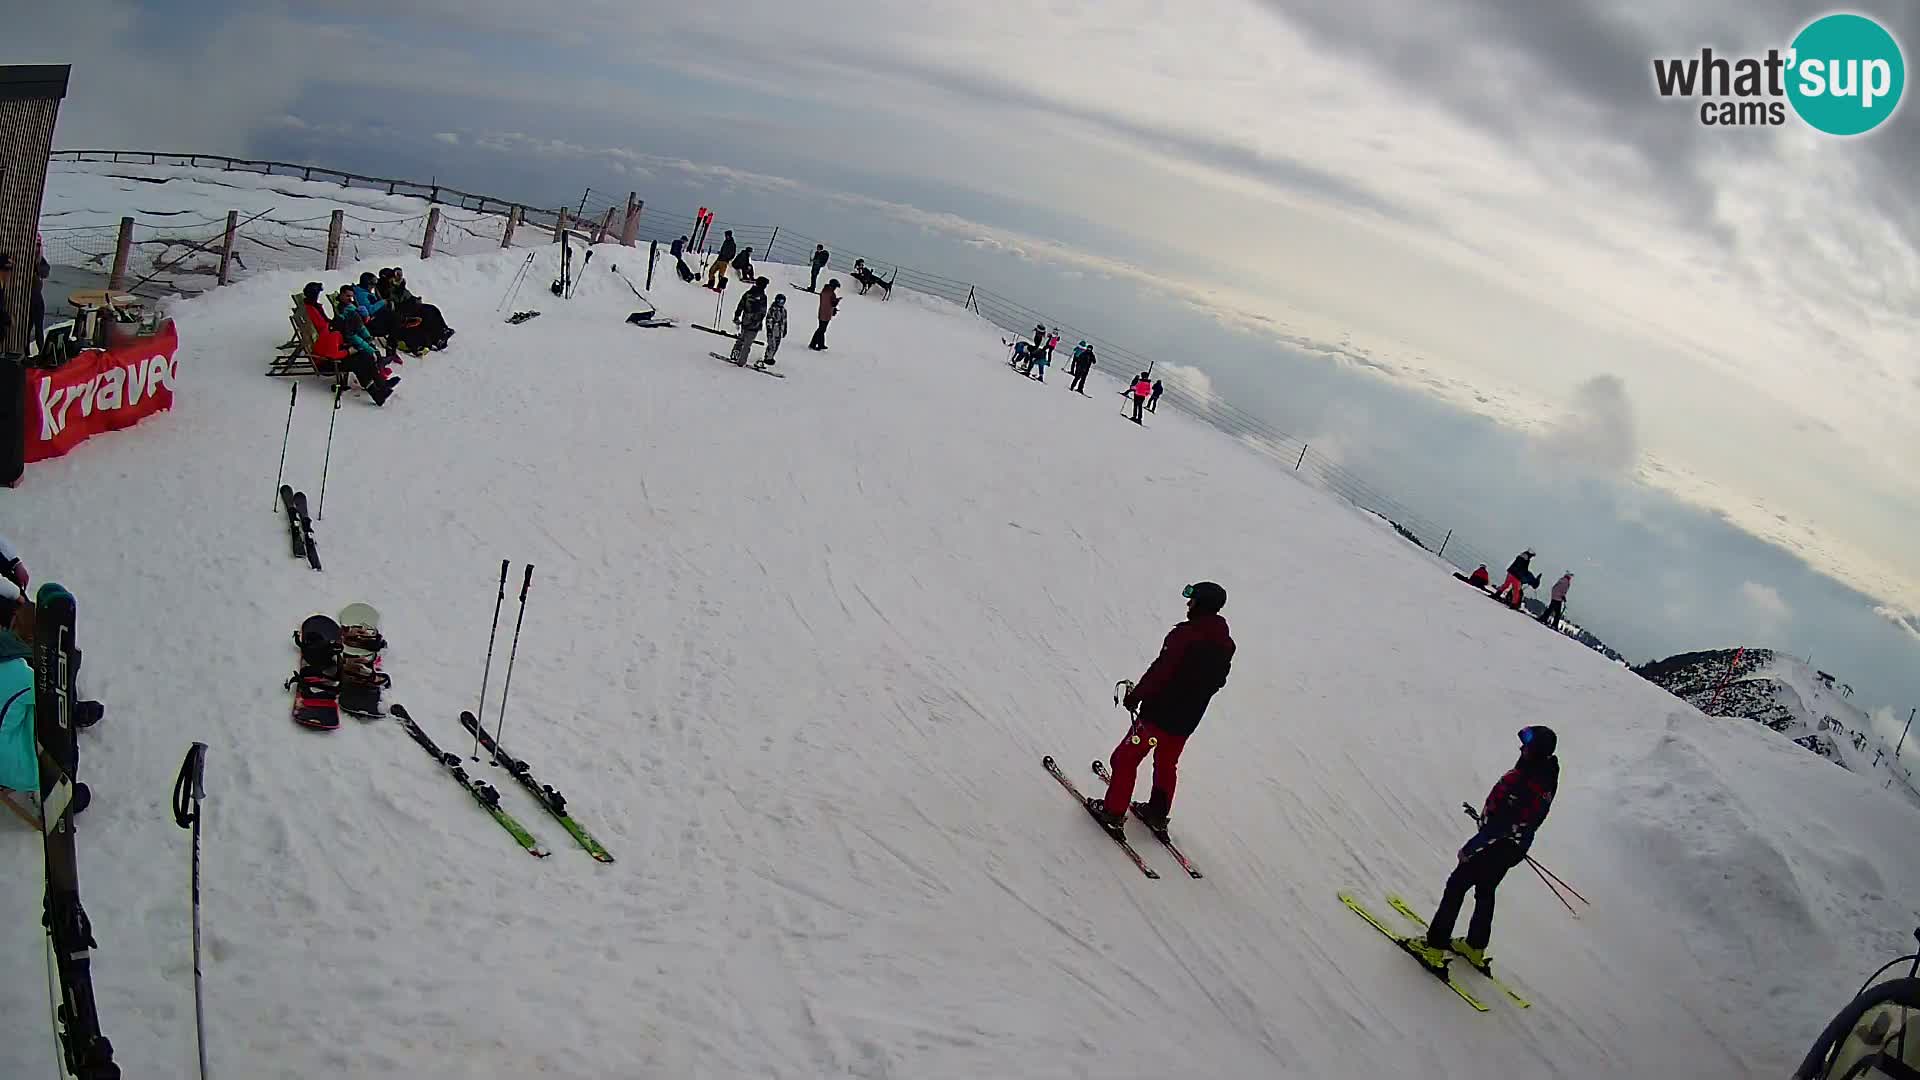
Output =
[
  {"x1": 1339, "y1": 892, "x2": 1532, "y2": 1012},
  {"x1": 278, "y1": 485, "x2": 320, "y2": 570},
  {"x1": 1040, "y1": 756, "x2": 1202, "y2": 879}
]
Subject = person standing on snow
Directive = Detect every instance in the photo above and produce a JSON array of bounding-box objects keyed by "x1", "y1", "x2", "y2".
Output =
[
  {"x1": 1032, "y1": 342, "x2": 1050, "y2": 382},
  {"x1": 1539, "y1": 573, "x2": 1572, "y2": 629},
  {"x1": 1498, "y1": 549, "x2": 1536, "y2": 609},
  {"x1": 0, "y1": 577, "x2": 37, "y2": 799},
  {"x1": 1148, "y1": 379, "x2": 1164, "y2": 413},
  {"x1": 1045, "y1": 329, "x2": 1060, "y2": 364},
  {"x1": 808, "y1": 244, "x2": 830, "y2": 291},
  {"x1": 810, "y1": 279, "x2": 840, "y2": 350},
  {"x1": 1129, "y1": 374, "x2": 1152, "y2": 423},
  {"x1": 705, "y1": 230, "x2": 737, "y2": 290},
  {"x1": 730, "y1": 278, "x2": 770, "y2": 366},
  {"x1": 1068, "y1": 343, "x2": 1096, "y2": 394},
  {"x1": 1404, "y1": 726, "x2": 1559, "y2": 976},
  {"x1": 1090, "y1": 582, "x2": 1236, "y2": 833},
  {"x1": 763, "y1": 294, "x2": 788, "y2": 367},
  {"x1": 1032, "y1": 323, "x2": 1046, "y2": 349}
]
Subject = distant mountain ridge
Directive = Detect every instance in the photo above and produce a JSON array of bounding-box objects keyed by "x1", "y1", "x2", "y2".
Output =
[{"x1": 1634, "y1": 647, "x2": 1918, "y2": 804}]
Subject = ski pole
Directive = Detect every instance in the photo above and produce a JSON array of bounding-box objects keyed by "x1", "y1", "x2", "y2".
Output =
[
  {"x1": 273, "y1": 381, "x2": 297, "y2": 510},
  {"x1": 172, "y1": 742, "x2": 210, "y2": 1080},
  {"x1": 497, "y1": 252, "x2": 534, "y2": 312},
  {"x1": 468, "y1": 559, "x2": 510, "y2": 760},
  {"x1": 1461, "y1": 802, "x2": 1584, "y2": 912},
  {"x1": 1528, "y1": 857, "x2": 1590, "y2": 906},
  {"x1": 316, "y1": 379, "x2": 345, "y2": 520},
  {"x1": 489, "y1": 564, "x2": 534, "y2": 763}
]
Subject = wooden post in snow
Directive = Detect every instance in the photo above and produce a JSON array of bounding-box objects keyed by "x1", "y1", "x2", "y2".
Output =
[
  {"x1": 216, "y1": 210, "x2": 239, "y2": 285},
  {"x1": 621, "y1": 194, "x2": 642, "y2": 246},
  {"x1": 325, "y1": 209, "x2": 344, "y2": 271},
  {"x1": 421, "y1": 206, "x2": 442, "y2": 259},
  {"x1": 109, "y1": 217, "x2": 134, "y2": 291},
  {"x1": 502, "y1": 205, "x2": 521, "y2": 248}
]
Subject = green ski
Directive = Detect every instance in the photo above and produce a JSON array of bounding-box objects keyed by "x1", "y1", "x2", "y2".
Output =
[
  {"x1": 461, "y1": 711, "x2": 613, "y2": 862},
  {"x1": 1385, "y1": 894, "x2": 1530, "y2": 1008},
  {"x1": 1338, "y1": 892, "x2": 1487, "y2": 1012},
  {"x1": 390, "y1": 706, "x2": 548, "y2": 857}
]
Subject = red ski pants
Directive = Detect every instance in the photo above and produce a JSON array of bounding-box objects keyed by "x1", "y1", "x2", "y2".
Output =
[
  {"x1": 1102, "y1": 720, "x2": 1188, "y2": 817},
  {"x1": 1500, "y1": 573, "x2": 1525, "y2": 608}
]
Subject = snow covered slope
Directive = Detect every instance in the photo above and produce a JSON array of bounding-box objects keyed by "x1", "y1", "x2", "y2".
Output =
[{"x1": 5, "y1": 226, "x2": 1920, "y2": 1077}]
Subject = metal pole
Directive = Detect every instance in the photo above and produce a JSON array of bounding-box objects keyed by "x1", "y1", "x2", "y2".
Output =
[
  {"x1": 767, "y1": 225, "x2": 780, "y2": 257},
  {"x1": 1438, "y1": 529, "x2": 1451, "y2": 559},
  {"x1": 1295, "y1": 444, "x2": 1307, "y2": 471},
  {"x1": 469, "y1": 560, "x2": 510, "y2": 760},
  {"x1": 172, "y1": 743, "x2": 210, "y2": 1080},
  {"x1": 316, "y1": 381, "x2": 344, "y2": 519},
  {"x1": 489, "y1": 565, "x2": 535, "y2": 762},
  {"x1": 274, "y1": 382, "x2": 297, "y2": 509},
  {"x1": 1898, "y1": 708, "x2": 1915, "y2": 758}
]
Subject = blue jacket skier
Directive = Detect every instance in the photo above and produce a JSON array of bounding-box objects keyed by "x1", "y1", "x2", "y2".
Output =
[{"x1": 0, "y1": 578, "x2": 36, "y2": 795}]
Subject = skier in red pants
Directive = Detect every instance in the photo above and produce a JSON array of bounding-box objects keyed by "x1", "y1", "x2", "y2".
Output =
[{"x1": 1090, "y1": 581, "x2": 1236, "y2": 833}]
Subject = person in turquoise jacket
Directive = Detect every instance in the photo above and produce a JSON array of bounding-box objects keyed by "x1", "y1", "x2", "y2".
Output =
[{"x1": 0, "y1": 577, "x2": 36, "y2": 796}]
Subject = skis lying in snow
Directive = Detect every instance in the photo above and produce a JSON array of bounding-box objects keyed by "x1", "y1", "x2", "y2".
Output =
[
  {"x1": 1041, "y1": 755, "x2": 1158, "y2": 878},
  {"x1": 708, "y1": 351, "x2": 786, "y2": 377},
  {"x1": 389, "y1": 705, "x2": 548, "y2": 857},
  {"x1": 1385, "y1": 894, "x2": 1530, "y2": 1008},
  {"x1": 1338, "y1": 892, "x2": 1488, "y2": 1012},
  {"x1": 460, "y1": 711, "x2": 613, "y2": 862},
  {"x1": 1090, "y1": 761, "x2": 1202, "y2": 878}
]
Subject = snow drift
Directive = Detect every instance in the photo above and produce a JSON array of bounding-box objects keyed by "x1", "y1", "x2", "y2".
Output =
[{"x1": 5, "y1": 167, "x2": 1920, "y2": 1078}]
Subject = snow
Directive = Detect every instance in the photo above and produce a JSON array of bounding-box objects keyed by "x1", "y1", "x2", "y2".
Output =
[{"x1": 6, "y1": 166, "x2": 1920, "y2": 1078}]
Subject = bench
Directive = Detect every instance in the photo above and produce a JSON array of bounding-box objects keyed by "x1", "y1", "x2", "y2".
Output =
[{"x1": 268, "y1": 294, "x2": 318, "y2": 377}]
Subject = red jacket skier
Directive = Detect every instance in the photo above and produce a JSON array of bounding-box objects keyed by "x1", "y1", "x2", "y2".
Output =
[
  {"x1": 1407, "y1": 725, "x2": 1559, "y2": 975},
  {"x1": 1090, "y1": 582, "x2": 1235, "y2": 832}
]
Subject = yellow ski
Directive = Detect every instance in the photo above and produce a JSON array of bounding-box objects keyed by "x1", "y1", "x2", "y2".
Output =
[
  {"x1": 1385, "y1": 893, "x2": 1531, "y2": 1008},
  {"x1": 1338, "y1": 892, "x2": 1487, "y2": 1012}
]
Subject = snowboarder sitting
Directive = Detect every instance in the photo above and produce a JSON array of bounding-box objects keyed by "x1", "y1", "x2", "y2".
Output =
[
  {"x1": 851, "y1": 259, "x2": 891, "y2": 297},
  {"x1": 672, "y1": 236, "x2": 697, "y2": 282},
  {"x1": 1498, "y1": 549, "x2": 1536, "y2": 609},
  {"x1": 1406, "y1": 725, "x2": 1559, "y2": 975},
  {"x1": 1468, "y1": 564, "x2": 1490, "y2": 588},
  {"x1": 730, "y1": 246, "x2": 756, "y2": 284},
  {"x1": 1089, "y1": 582, "x2": 1236, "y2": 833},
  {"x1": 763, "y1": 294, "x2": 788, "y2": 367},
  {"x1": 730, "y1": 278, "x2": 770, "y2": 366}
]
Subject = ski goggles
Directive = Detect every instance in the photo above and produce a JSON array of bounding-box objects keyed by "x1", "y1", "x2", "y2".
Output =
[
  {"x1": 1518, "y1": 726, "x2": 1540, "y2": 746},
  {"x1": 1182, "y1": 584, "x2": 1196, "y2": 599}
]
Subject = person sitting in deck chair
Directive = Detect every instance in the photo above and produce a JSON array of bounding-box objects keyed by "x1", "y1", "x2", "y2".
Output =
[{"x1": 850, "y1": 259, "x2": 892, "y2": 298}]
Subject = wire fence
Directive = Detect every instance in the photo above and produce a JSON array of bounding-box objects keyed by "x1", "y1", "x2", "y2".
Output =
[{"x1": 43, "y1": 149, "x2": 1605, "y2": 655}]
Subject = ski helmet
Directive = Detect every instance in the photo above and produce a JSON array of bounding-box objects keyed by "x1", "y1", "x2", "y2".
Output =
[
  {"x1": 1518, "y1": 725, "x2": 1558, "y2": 755},
  {"x1": 1182, "y1": 581, "x2": 1227, "y2": 613}
]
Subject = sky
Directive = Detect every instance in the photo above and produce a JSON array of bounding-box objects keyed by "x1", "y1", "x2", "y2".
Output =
[{"x1": 8, "y1": 1, "x2": 1920, "y2": 716}]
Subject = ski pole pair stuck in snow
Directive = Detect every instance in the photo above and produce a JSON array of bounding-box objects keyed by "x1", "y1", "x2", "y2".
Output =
[{"x1": 469, "y1": 560, "x2": 534, "y2": 763}]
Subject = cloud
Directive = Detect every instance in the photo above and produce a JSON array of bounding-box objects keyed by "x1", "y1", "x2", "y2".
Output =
[
  {"x1": 1531, "y1": 375, "x2": 1640, "y2": 476},
  {"x1": 1739, "y1": 581, "x2": 1792, "y2": 636},
  {"x1": 433, "y1": 132, "x2": 460, "y2": 145},
  {"x1": 1875, "y1": 605, "x2": 1920, "y2": 646}
]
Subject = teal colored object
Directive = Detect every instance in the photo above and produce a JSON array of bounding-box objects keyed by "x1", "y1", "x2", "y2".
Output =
[
  {"x1": 0, "y1": 626, "x2": 36, "y2": 793},
  {"x1": 1787, "y1": 13, "x2": 1906, "y2": 135}
]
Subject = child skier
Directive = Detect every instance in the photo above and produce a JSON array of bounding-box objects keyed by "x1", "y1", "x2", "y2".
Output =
[
  {"x1": 1405, "y1": 725, "x2": 1559, "y2": 975},
  {"x1": 1090, "y1": 582, "x2": 1236, "y2": 833},
  {"x1": 763, "y1": 294, "x2": 788, "y2": 367}
]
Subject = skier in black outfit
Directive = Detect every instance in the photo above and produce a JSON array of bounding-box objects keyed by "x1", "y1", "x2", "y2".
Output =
[
  {"x1": 730, "y1": 278, "x2": 770, "y2": 365},
  {"x1": 809, "y1": 244, "x2": 830, "y2": 290},
  {"x1": 1405, "y1": 725, "x2": 1559, "y2": 975},
  {"x1": 1068, "y1": 344, "x2": 1096, "y2": 393},
  {"x1": 1497, "y1": 549, "x2": 1536, "y2": 609},
  {"x1": 706, "y1": 230, "x2": 737, "y2": 289},
  {"x1": 1148, "y1": 379, "x2": 1164, "y2": 412}
]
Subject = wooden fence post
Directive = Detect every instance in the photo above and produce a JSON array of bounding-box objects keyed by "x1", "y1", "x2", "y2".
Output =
[
  {"x1": 421, "y1": 207, "x2": 442, "y2": 259},
  {"x1": 109, "y1": 217, "x2": 134, "y2": 291},
  {"x1": 216, "y1": 210, "x2": 239, "y2": 285},
  {"x1": 621, "y1": 194, "x2": 642, "y2": 246},
  {"x1": 553, "y1": 208, "x2": 570, "y2": 242},
  {"x1": 325, "y1": 209, "x2": 344, "y2": 271},
  {"x1": 595, "y1": 206, "x2": 615, "y2": 244},
  {"x1": 502, "y1": 205, "x2": 521, "y2": 248}
]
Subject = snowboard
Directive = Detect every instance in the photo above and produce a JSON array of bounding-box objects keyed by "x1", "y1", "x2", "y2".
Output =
[
  {"x1": 290, "y1": 614, "x2": 343, "y2": 730},
  {"x1": 337, "y1": 604, "x2": 387, "y2": 717},
  {"x1": 293, "y1": 490, "x2": 320, "y2": 571},
  {"x1": 709, "y1": 352, "x2": 786, "y2": 377}
]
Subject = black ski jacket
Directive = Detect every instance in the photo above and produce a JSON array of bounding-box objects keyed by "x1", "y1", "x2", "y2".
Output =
[{"x1": 734, "y1": 288, "x2": 769, "y2": 332}]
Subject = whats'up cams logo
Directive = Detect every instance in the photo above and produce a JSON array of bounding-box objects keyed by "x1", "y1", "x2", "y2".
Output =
[{"x1": 1653, "y1": 12, "x2": 1905, "y2": 134}]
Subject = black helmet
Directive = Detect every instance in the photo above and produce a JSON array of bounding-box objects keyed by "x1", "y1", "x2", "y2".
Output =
[
  {"x1": 1182, "y1": 581, "x2": 1227, "y2": 613},
  {"x1": 1518, "y1": 725, "x2": 1558, "y2": 756}
]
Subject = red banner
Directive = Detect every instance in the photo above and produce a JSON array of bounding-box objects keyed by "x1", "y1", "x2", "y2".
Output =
[{"x1": 27, "y1": 321, "x2": 180, "y2": 464}]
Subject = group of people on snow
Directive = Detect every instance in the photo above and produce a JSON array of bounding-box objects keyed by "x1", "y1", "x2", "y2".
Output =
[
  {"x1": 1470, "y1": 551, "x2": 1574, "y2": 630},
  {"x1": 297, "y1": 265, "x2": 456, "y2": 406},
  {"x1": 1093, "y1": 579, "x2": 1556, "y2": 980}
]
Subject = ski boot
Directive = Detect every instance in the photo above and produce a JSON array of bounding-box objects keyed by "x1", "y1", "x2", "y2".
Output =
[
  {"x1": 1402, "y1": 938, "x2": 1451, "y2": 976},
  {"x1": 1130, "y1": 801, "x2": 1171, "y2": 835},
  {"x1": 1448, "y1": 939, "x2": 1493, "y2": 975},
  {"x1": 1083, "y1": 796, "x2": 1126, "y2": 834}
]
